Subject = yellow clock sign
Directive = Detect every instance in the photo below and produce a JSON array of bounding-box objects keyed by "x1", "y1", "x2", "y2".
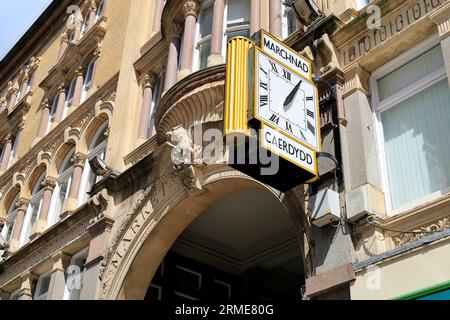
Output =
[{"x1": 224, "y1": 30, "x2": 320, "y2": 191}]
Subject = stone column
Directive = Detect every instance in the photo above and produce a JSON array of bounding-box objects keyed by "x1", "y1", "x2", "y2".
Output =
[
  {"x1": 151, "y1": 0, "x2": 165, "y2": 35},
  {"x1": 269, "y1": 0, "x2": 282, "y2": 39},
  {"x1": 0, "y1": 135, "x2": 13, "y2": 172},
  {"x1": 47, "y1": 251, "x2": 71, "y2": 300},
  {"x1": 208, "y1": 0, "x2": 225, "y2": 67},
  {"x1": 137, "y1": 74, "x2": 156, "y2": 142},
  {"x1": 31, "y1": 177, "x2": 56, "y2": 238},
  {"x1": 17, "y1": 272, "x2": 37, "y2": 300},
  {"x1": 58, "y1": 34, "x2": 69, "y2": 61},
  {"x1": 71, "y1": 67, "x2": 85, "y2": 110},
  {"x1": 430, "y1": 2, "x2": 450, "y2": 87},
  {"x1": 178, "y1": 1, "x2": 200, "y2": 80},
  {"x1": 342, "y1": 63, "x2": 385, "y2": 221},
  {"x1": 250, "y1": 0, "x2": 261, "y2": 37},
  {"x1": 53, "y1": 84, "x2": 67, "y2": 124},
  {"x1": 36, "y1": 99, "x2": 51, "y2": 139},
  {"x1": 8, "y1": 88, "x2": 18, "y2": 109},
  {"x1": 63, "y1": 153, "x2": 87, "y2": 214},
  {"x1": 8, "y1": 198, "x2": 30, "y2": 252},
  {"x1": 163, "y1": 23, "x2": 183, "y2": 94}
]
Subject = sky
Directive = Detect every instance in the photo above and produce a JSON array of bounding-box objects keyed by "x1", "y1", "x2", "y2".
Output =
[{"x1": 0, "y1": 0, "x2": 52, "y2": 60}]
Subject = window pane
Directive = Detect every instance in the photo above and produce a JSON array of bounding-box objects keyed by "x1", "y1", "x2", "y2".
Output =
[
  {"x1": 378, "y1": 45, "x2": 444, "y2": 100},
  {"x1": 199, "y1": 40, "x2": 211, "y2": 70},
  {"x1": 200, "y1": 5, "x2": 213, "y2": 38},
  {"x1": 382, "y1": 79, "x2": 450, "y2": 209},
  {"x1": 227, "y1": 0, "x2": 250, "y2": 27}
]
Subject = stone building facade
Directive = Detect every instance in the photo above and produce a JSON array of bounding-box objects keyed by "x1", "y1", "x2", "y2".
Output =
[{"x1": 0, "y1": 0, "x2": 449, "y2": 300}]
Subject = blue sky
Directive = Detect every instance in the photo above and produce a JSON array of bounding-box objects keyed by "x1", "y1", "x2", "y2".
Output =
[{"x1": 0, "y1": 0, "x2": 52, "y2": 60}]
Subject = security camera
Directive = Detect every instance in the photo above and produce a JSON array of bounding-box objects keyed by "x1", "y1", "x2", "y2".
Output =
[{"x1": 284, "y1": 0, "x2": 322, "y2": 26}]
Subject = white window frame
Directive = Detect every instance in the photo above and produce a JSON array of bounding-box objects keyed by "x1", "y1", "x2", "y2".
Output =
[
  {"x1": 81, "y1": 59, "x2": 96, "y2": 104},
  {"x1": 78, "y1": 123, "x2": 108, "y2": 205},
  {"x1": 8, "y1": 134, "x2": 19, "y2": 169},
  {"x1": 371, "y1": 35, "x2": 448, "y2": 216},
  {"x1": 95, "y1": 0, "x2": 105, "y2": 22},
  {"x1": 193, "y1": 0, "x2": 214, "y2": 72},
  {"x1": 1, "y1": 194, "x2": 19, "y2": 243},
  {"x1": 34, "y1": 271, "x2": 52, "y2": 300},
  {"x1": 9, "y1": 288, "x2": 21, "y2": 300},
  {"x1": 64, "y1": 77, "x2": 77, "y2": 118},
  {"x1": 193, "y1": 0, "x2": 250, "y2": 72},
  {"x1": 356, "y1": 0, "x2": 373, "y2": 10},
  {"x1": 148, "y1": 73, "x2": 165, "y2": 138},
  {"x1": 80, "y1": 11, "x2": 90, "y2": 38},
  {"x1": 20, "y1": 173, "x2": 46, "y2": 246},
  {"x1": 63, "y1": 248, "x2": 89, "y2": 300},
  {"x1": 48, "y1": 150, "x2": 75, "y2": 227},
  {"x1": 282, "y1": 5, "x2": 297, "y2": 39},
  {"x1": 48, "y1": 95, "x2": 59, "y2": 134}
]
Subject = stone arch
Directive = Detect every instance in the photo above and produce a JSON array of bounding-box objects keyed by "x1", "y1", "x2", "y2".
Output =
[
  {"x1": 23, "y1": 165, "x2": 47, "y2": 200},
  {"x1": 48, "y1": 142, "x2": 77, "y2": 178},
  {"x1": 0, "y1": 185, "x2": 21, "y2": 219},
  {"x1": 100, "y1": 165, "x2": 313, "y2": 300},
  {"x1": 79, "y1": 103, "x2": 111, "y2": 154}
]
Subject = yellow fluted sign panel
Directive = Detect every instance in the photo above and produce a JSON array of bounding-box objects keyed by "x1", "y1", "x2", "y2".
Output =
[{"x1": 224, "y1": 37, "x2": 254, "y2": 136}]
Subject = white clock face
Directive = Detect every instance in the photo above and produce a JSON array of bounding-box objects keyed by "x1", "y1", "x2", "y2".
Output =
[{"x1": 255, "y1": 49, "x2": 320, "y2": 151}]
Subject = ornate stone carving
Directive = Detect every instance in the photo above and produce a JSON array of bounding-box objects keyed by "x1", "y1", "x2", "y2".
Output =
[
  {"x1": 170, "y1": 23, "x2": 183, "y2": 39},
  {"x1": 179, "y1": 165, "x2": 204, "y2": 197},
  {"x1": 16, "y1": 198, "x2": 30, "y2": 211},
  {"x1": 166, "y1": 125, "x2": 202, "y2": 170},
  {"x1": 392, "y1": 218, "x2": 450, "y2": 247},
  {"x1": 71, "y1": 153, "x2": 87, "y2": 167},
  {"x1": 141, "y1": 73, "x2": 156, "y2": 89},
  {"x1": 57, "y1": 82, "x2": 66, "y2": 93},
  {"x1": 42, "y1": 177, "x2": 57, "y2": 190},
  {"x1": 182, "y1": 0, "x2": 200, "y2": 18},
  {"x1": 74, "y1": 66, "x2": 84, "y2": 77}
]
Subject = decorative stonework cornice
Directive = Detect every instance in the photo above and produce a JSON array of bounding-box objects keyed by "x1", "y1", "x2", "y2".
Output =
[
  {"x1": 430, "y1": 1, "x2": 450, "y2": 39},
  {"x1": 182, "y1": 1, "x2": 199, "y2": 18},
  {"x1": 343, "y1": 63, "x2": 370, "y2": 98},
  {"x1": 392, "y1": 218, "x2": 450, "y2": 247}
]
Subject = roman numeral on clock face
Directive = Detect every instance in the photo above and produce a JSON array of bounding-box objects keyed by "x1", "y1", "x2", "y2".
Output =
[
  {"x1": 260, "y1": 95, "x2": 268, "y2": 107},
  {"x1": 306, "y1": 96, "x2": 314, "y2": 102},
  {"x1": 260, "y1": 67, "x2": 268, "y2": 77},
  {"x1": 283, "y1": 69, "x2": 291, "y2": 81},
  {"x1": 285, "y1": 121, "x2": 293, "y2": 133},
  {"x1": 307, "y1": 121, "x2": 315, "y2": 135},
  {"x1": 270, "y1": 114, "x2": 280, "y2": 125},
  {"x1": 260, "y1": 82, "x2": 268, "y2": 91},
  {"x1": 270, "y1": 61, "x2": 278, "y2": 73},
  {"x1": 307, "y1": 110, "x2": 314, "y2": 118}
]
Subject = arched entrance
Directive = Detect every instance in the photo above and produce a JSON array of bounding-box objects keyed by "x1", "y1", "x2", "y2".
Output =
[
  {"x1": 145, "y1": 188, "x2": 305, "y2": 301},
  {"x1": 99, "y1": 165, "x2": 313, "y2": 300}
]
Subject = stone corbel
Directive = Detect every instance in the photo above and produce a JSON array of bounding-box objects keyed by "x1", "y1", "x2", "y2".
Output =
[
  {"x1": 343, "y1": 63, "x2": 370, "y2": 98},
  {"x1": 180, "y1": 165, "x2": 204, "y2": 197},
  {"x1": 314, "y1": 33, "x2": 340, "y2": 75},
  {"x1": 429, "y1": 1, "x2": 450, "y2": 40},
  {"x1": 88, "y1": 188, "x2": 114, "y2": 217}
]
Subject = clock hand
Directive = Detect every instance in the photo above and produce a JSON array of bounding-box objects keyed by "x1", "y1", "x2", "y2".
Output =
[{"x1": 283, "y1": 80, "x2": 302, "y2": 111}]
